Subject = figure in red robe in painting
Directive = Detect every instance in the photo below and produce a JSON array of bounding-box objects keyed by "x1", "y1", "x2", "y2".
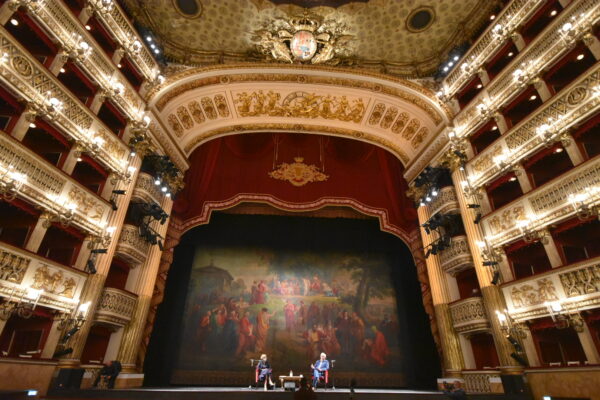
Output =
[
  {"x1": 236, "y1": 311, "x2": 254, "y2": 356},
  {"x1": 255, "y1": 281, "x2": 268, "y2": 304},
  {"x1": 370, "y1": 326, "x2": 390, "y2": 366},
  {"x1": 255, "y1": 308, "x2": 273, "y2": 352},
  {"x1": 284, "y1": 300, "x2": 296, "y2": 332},
  {"x1": 197, "y1": 310, "x2": 212, "y2": 351}
]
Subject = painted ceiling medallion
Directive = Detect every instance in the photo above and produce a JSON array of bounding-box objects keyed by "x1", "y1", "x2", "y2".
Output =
[
  {"x1": 269, "y1": 157, "x2": 329, "y2": 186},
  {"x1": 253, "y1": 11, "x2": 353, "y2": 64}
]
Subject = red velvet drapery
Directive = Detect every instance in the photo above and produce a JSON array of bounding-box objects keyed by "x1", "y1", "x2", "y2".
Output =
[{"x1": 173, "y1": 133, "x2": 418, "y2": 237}]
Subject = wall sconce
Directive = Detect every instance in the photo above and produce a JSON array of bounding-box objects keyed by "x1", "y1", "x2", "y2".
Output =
[
  {"x1": 545, "y1": 301, "x2": 585, "y2": 332},
  {"x1": 476, "y1": 101, "x2": 494, "y2": 119},
  {"x1": 516, "y1": 219, "x2": 548, "y2": 244},
  {"x1": 568, "y1": 188, "x2": 599, "y2": 221},
  {"x1": 127, "y1": 39, "x2": 142, "y2": 55},
  {"x1": 0, "y1": 163, "x2": 27, "y2": 202},
  {"x1": 57, "y1": 301, "x2": 91, "y2": 343},
  {"x1": 460, "y1": 179, "x2": 482, "y2": 201},
  {"x1": 89, "y1": 226, "x2": 116, "y2": 248},
  {"x1": 512, "y1": 60, "x2": 537, "y2": 88},
  {"x1": 43, "y1": 195, "x2": 77, "y2": 228},
  {"x1": 0, "y1": 287, "x2": 43, "y2": 320},
  {"x1": 110, "y1": 80, "x2": 125, "y2": 97},
  {"x1": 86, "y1": 0, "x2": 114, "y2": 14},
  {"x1": 496, "y1": 310, "x2": 527, "y2": 339},
  {"x1": 43, "y1": 91, "x2": 63, "y2": 117}
]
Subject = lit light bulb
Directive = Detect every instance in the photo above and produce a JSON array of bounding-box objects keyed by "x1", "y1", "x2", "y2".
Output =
[{"x1": 161, "y1": 186, "x2": 168, "y2": 192}]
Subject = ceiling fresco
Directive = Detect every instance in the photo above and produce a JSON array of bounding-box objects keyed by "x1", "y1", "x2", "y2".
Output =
[{"x1": 120, "y1": 0, "x2": 499, "y2": 77}]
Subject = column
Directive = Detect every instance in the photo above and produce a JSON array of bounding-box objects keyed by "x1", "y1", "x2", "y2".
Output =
[
  {"x1": 61, "y1": 147, "x2": 81, "y2": 175},
  {"x1": 513, "y1": 163, "x2": 532, "y2": 194},
  {"x1": 24, "y1": 214, "x2": 49, "y2": 253},
  {"x1": 563, "y1": 132, "x2": 585, "y2": 166},
  {"x1": 519, "y1": 325, "x2": 540, "y2": 367},
  {"x1": 583, "y1": 34, "x2": 600, "y2": 60},
  {"x1": 446, "y1": 273, "x2": 460, "y2": 303},
  {"x1": 57, "y1": 158, "x2": 141, "y2": 368},
  {"x1": 103, "y1": 327, "x2": 125, "y2": 362},
  {"x1": 511, "y1": 33, "x2": 526, "y2": 52},
  {"x1": 452, "y1": 168, "x2": 522, "y2": 369},
  {"x1": 417, "y1": 205, "x2": 465, "y2": 376},
  {"x1": 89, "y1": 91, "x2": 106, "y2": 115},
  {"x1": 117, "y1": 197, "x2": 174, "y2": 372},
  {"x1": 0, "y1": 2, "x2": 14, "y2": 26},
  {"x1": 458, "y1": 334, "x2": 476, "y2": 369},
  {"x1": 493, "y1": 113, "x2": 509, "y2": 134},
  {"x1": 48, "y1": 54, "x2": 67, "y2": 76},
  {"x1": 74, "y1": 237, "x2": 93, "y2": 271},
  {"x1": 494, "y1": 248, "x2": 514, "y2": 283},
  {"x1": 41, "y1": 314, "x2": 65, "y2": 359},
  {"x1": 477, "y1": 69, "x2": 490, "y2": 86},
  {"x1": 0, "y1": 318, "x2": 7, "y2": 337},
  {"x1": 540, "y1": 229, "x2": 563, "y2": 268},
  {"x1": 577, "y1": 320, "x2": 600, "y2": 364},
  {"x1": 10, "y1": 109, "x2": 36, "y2": 141},
  {"x1": 533, "y1": 79, "x2": 552, "y2": 103}
]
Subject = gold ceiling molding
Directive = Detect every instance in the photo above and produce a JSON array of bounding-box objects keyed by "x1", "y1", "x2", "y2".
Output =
[
  {"x1": 149, "y1": 64, "x2": 451, "y2": 123},
  {"x1": 183, "y1": 123, "x2": 410, "y2": 165}
]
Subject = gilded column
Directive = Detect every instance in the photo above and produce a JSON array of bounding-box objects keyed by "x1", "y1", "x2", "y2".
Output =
[
  {"x1": 116, "y1": 197, "x2": 173, "y2": 372},
  {"x1": 451, "y1": 168, "x2": 522, "y2": 369},
  {"x1": 57, "y1": 159, "x2": 141, "y2": 367},
  {"x1": 417, "y1": 205, "x2": 464, "y2": 376}
]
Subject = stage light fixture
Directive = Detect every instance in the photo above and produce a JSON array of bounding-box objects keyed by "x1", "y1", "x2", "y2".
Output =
[
  {"x1": 110, "y1": 198, "x2": 118, "y2": 211},
  {"x1": 473, "y1": 212, "x2": 482, "y2": 224},
  {"x1": 61, "y1": 327, "x2": 80, "y2": 344},
  {"x1": 158, "y1": 240, "x2": 164, "y2": 251},
  {"x1": 112, "y1": 190, "x2": 126, "y2": 195},
  {"x1": 467, "y1": 204, "x2": 481, "y2": 208},
  {"x1": 424, "y1": 249, "x2": 431, "y2": 258},
  {"x1": 482, "y1": 260, "x2": 498, "y2": 266},
  {"x1": 53, "y1": 347, "x2": 73, "y2": 358},
  {"x1": 86, "y1": 259, "x2": 97, "y2": 274},
  {"x1": 491, "y1": 270, "x2": 501, "y2": 285},
  {"x1": 507, "y1": 335, "x2": 523, "y2": 352},
  {"x1": 510, "y1": 352, "x2": 528, "y2": 366},
  {"x1": 90, "y1": 248, "x2": 107, "y2": 254}
]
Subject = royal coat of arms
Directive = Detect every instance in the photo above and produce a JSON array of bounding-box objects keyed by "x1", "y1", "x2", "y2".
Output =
[
  {"x1": 252, "y1": 12, "x2": 353, "y2": 65},
  {"x1": 269, "y1": 157, "x2": 329, "y2": 186}
]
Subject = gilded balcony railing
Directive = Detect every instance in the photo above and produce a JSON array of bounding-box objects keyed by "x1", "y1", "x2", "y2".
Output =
[
  {"x1": 453, "y1": 0, "x2": 600, "y2": 139},
  {"x1": 115, "y1": 224, "x2": 150, "y2": 267},
  {"x1": 0, "y1": 132, "x2": 112, "y2": 236},
  {"x1": 449, "y1": 296, "x2": 489, "y2": 333},
  {"x1": 0, "y1": 26, "x2": 130, "y2": 176},
  {"x1": 443, "y1": 0, "x2": 545, "y2": 97},
  {"x1": 502, "y1": 256, "x2": 600, "y2": 321},
  {"x1": 428, "y1": 186, "x2": 460, "y2": 216},
  {"x1": 462, "y1": 370, "x2": 502, "y2": 394},
  {"x1": 132, "y1": 172, "x2": 162, "y2": 205},
  {"x1": 0, "y1": 241, "x2": 87, "y2": 312},
  {"x1": 467, "y1": 64, "x2": 600, "y2": 188},
  {"x1": 480, "y1": 155, "x2": 600, "y2": 247},
  {"x1": 439, "y1": 235, "x2": 474, "y2": 276},
  {"x1": 94, "y1": 287, "x2": 137, "y2": 327}
]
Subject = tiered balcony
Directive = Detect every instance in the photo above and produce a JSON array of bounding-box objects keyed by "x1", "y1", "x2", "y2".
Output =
[
  {"x1": 502, "y1": 256, "x2": 600, "y2": 321},
  {"x1": 480, "y1": 155, "x2": 600, "y2": 247},
  {"x1": 0, "y1": 25, "x2": 130, "y2": 176},
  {"x1": 453, "y1": 0, "x2": 600, "y2": 139},
  {"x1": 21, "y1": 0, "x2": 146, "y2": 121},
  {"x1": 132, "y1": 172, "x2": 162, "y2": 205},
  {"x1": 0, "y1": 241, "x2": 87, "y2": 312},
  {"x1": 1, "y1": 131, "x2": 112, "y2": 236},
  {"x1": 443, "y1": 0, "x2": 546, "y2": 97},
  {"x1": 449, "y1": 296, "x2": 490, "y2": 334},
  {"x1": 428, "y1": 186, "x2": 459, "y2": 216},
  {"x1": 115, "y1": 224, "x2": 150, "y2": 267},
  {"x1": 439, "y1": 235, "x2": 474, "y2": 275},
  {"x1": 85, "y1": 0, "x2": 158, "y2": 81},
  {"x1": 94, "y1": 287, "x2": 137, "y2": 327},
  {"x1": 467, "y1": 64, "x2": 600, "y2": 187}
]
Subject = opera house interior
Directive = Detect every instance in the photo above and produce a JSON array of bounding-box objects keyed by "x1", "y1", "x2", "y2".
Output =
[{"x1": 0, "y1": 0, "x2": 599, "y2": 399}]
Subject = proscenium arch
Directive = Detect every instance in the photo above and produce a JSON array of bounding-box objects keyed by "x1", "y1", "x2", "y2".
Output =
[{"x1": 148, "y1": 64, "x2": 453, "y2": 167}]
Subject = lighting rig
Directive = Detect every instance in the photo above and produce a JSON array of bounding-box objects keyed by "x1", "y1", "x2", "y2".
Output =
[
  {"x1": 413, "y1": 166, "x2": 452, "y2": 207},
  {"x1": 422, "y1": 213, "x2": 463, "y2": 258},
  {"x1": 130, "y1": 201, "x2": 169, "y2": 250}
]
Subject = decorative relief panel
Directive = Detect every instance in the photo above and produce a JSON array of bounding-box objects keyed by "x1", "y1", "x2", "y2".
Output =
[
  {"x1": 449, "y1": 296, "x2": 489, "y2": 333},
  {"x1": 380, "y1": 107, "x2": 398, "y2": 130},
  {"x1": 188, "y1": 101, "x2": 206, "y2": 124},
  {"x1": 201, "y1": 97, "x2": 218, "y2": 119},
  {"x1": 214, "y1": 94, "x2": 230, "y2": 118},
  {"x1": 368, "y1": 103, "x2": 386, "y2": 125},
  {"x1": 176, "y1": 106, "x2": 194, "y2": 130},
  {"x1": 401, "y1": 118, "x2": 420, "y2": 140},
  {"x1": 391, "y1": 112, "x2": 409, "y2": 134},
  {"x1": 509, "y1": 278, "x2": 558, "y2": 308},
  {"x1": 95, "y1": 287, "x2": 137, "y2": 327},
  {"x1": 411, "y1": 127, "x2": 428, "y2": 149},
  {"x1": 560, "y1": 263, "x2": 600, "y2": 298},
  {"x1": 486, "y1": 204, "x2": 525, "y2": 237},
  {"x1": 67, "y1": 187, "x2": 106, "y2": 222},
  {"x1": 0, "y1": 242, "x2": 86, "y2": 312}
]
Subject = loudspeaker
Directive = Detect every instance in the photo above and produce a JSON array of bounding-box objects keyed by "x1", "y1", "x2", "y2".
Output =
[
  {"x1": 284, "y1": 381, "x2": 296, "y2": 391},
  {"x1": 54, "y1": 368, "x2": 85, "y2": 389},
  {"x1": 500, "y1": 374, "x2": 530, "y2": 395}
]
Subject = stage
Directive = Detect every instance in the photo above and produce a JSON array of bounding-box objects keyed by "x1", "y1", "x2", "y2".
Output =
[{"x1": 44, "y1": 387, "x2": 527, "y2": 400}]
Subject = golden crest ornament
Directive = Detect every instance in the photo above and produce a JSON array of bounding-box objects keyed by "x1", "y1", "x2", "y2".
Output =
[{"x1": 269, "y1": 157, "x2": 329, "y2": 187}]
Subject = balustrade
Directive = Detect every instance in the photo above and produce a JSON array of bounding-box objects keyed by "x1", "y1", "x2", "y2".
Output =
[
  {"x1": 449, "y1": 296, "x2": 490, "y2": 333},
  {"x1": 439, "y1": 235, "x2": 474, "y2": 276},
  {"x1": 94, "y1": 287, "x2": 137, "y2": 327},
  {"x1": 462, "y1": 370, "x2": 502, "y2": 394},
  {"x1": 115, "y1": 224, "x2": 150, "y2": 267}
]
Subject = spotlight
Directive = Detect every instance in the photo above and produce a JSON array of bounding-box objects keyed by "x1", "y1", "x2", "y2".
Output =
[
  {"x1": 112, "y1": 190, "x2": 126, "y2": 195},
  {"x1": 154, "y1": 178, "x2": 161, "y2": 185},
  {"x1": 161, "y1": 186, "x2": 168, "y2": 192},
  {"x1": 473, "y1": 212, "x2": 482, "y2": 224},
  {"x1": 110, "y1": 198, "x2": 118, "y2": 211},
  {"x1": 507, "y1": 335, "x2": 523, "y2": 352},
  {"x1": 86, "y1": 259, "x2": 97, "y2": 274},
  {"x1": 510, "y1": 352, "x2": 528, "y2": 367},
  {"x1": 425, "y1": 196, "x2": 432, "y2": 202},
  {"x1": 90, "y1": 248, "x2": 107, "y2": 254},
  {"x1": 483, "y1": 261, "x2": 499, "y2": 266},
  {"x1": 158, "y1": 240, "x2": 164, "y2": 251},
  {"x1": 166, "y1": 193, "x2": 171, "y2": 198},
  {"x1": 431, "y1": 190, "x2": 439, "y2": 196},
  {"x1": 491, "y1": 270, "x2": 501, "y2": 285},
  {"x1": 61, "y1": 327, "x2": 80, "y2": 343},
  {"x1": 130, "y1": 149, "x2": 136, "y2": 157},
  {"x1": 53, "y1": 347, "x2": 73, "y2": 358},
  {"x1": 467, "y1": 204, "x2": 481, "y2": 208},
  {"x1": 424, "y1": 249, "x2": 431, "y2": 258}
]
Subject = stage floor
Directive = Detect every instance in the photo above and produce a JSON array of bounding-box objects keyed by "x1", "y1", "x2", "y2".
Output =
[{"x1": 45, "y1": 387, "x2": 443, "y2": 400}]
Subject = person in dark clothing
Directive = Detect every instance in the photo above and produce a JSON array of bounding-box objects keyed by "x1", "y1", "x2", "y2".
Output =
[
  {"x1": 442, "y1": 381, "x2": 467, "y2": 400},
  {"x1": 93, "y1": 360, "x2": 122, "y2": 389}
]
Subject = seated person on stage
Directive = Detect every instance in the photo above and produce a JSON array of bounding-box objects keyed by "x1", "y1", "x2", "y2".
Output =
[
  {"x1": 310, "y1": 352, "x2": 330, "y2": 389},
  {"x1": 93, "y1": 360, "x2": 121, "y2": 389},
  {"x1": 257, "y1": 353, "x2": 275, "y2": 390}
]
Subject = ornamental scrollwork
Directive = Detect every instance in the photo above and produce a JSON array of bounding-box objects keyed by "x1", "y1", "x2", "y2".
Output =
[
  {"x1": 510, "y1": 278, "x2": 558, "y2": 308},
  {"x1": 68, "y1": 187, "x2": 104, "y2": 221},
  {"x1": 0, "y1": 249, "x2": 30, "y2": 284},
  {"x1": 31, "y1": 265, "x2": 77, "y2": 298}
]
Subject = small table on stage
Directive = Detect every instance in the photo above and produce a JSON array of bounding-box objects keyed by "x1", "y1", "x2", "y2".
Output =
[{"x1": 279, "y1": 375, "x2": 303, "y2": 391}]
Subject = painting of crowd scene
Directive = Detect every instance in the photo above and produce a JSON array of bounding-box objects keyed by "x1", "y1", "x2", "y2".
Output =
[{"x1": 177, "y1": 246, "x2": 404, "y2": 374}]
